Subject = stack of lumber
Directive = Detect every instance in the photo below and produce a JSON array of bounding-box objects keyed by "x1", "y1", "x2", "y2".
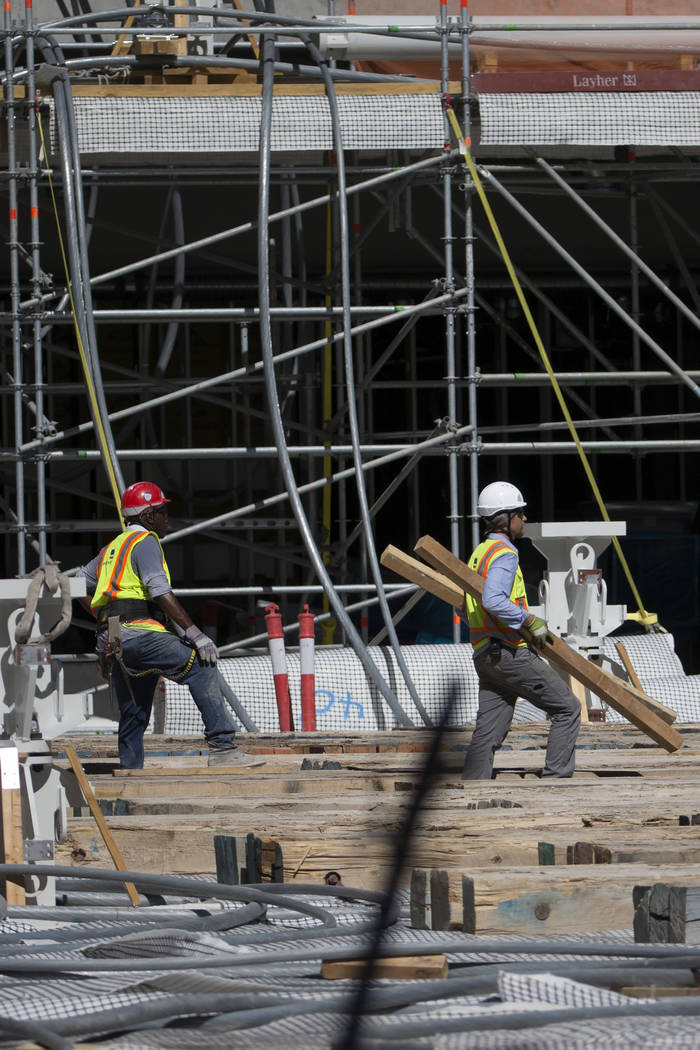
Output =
[{"x1": 52, "y1": 723, "x2": 700, "y2": 939}]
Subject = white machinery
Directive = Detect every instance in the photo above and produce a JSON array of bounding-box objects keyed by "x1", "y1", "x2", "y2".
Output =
[
  {"x1": 526, "y1": 521, "x2": 628, "y2": 654},
  {"x1": 0, "y1": 571, "x2": 109, "y2": 904}
]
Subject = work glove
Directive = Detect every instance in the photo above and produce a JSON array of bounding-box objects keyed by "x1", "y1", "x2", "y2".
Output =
[
  {"x1": 526, "y1": 614, "x2": 553, "y2": 650},
  {"x1": 184, "y1": 625, "x2": 218, "y2": 666}
]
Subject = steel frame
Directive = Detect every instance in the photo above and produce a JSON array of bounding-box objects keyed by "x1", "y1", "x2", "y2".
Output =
[{"x1": 1, "y1": 3, "x2": 698, "y2": 696}]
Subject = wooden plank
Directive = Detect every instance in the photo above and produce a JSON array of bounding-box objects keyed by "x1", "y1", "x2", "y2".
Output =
[
  {"x1": 0, "y1": 747, "x2": 25, "y2": 906},
  {"x1": 171, "y1": 0, "x2": 190, "y2": 57},
  {"x1": 410, "y1": 868, "x2": 427, "y2": 930},
  {"x1": 231, "y1": 0, "x2": 260, "y2": 62},
  {"x1": 213, "y1": 834, "x2": 239, "y2": 885},
  {"x1": 569, "y1": 674, "x2": 589, "y2": 723},
  {"x1": 401, "y1": 535, "x2": 682, "y2": 752},
  {"x1": 59, "y1": 817, "x2": 700, "y2": 873},
  {"x1": 111, "y1": 0, "x2": 143, "y2": 57},
  {"x1": 430, "y1": 869, "x2": 450, "y2": 931},
  {"x1": 380, "y1": 544, "x2": 464, "y2": 609},
  {"x1": 64, "y1": 745, "x2": 140, "y2": 907},
  {"x1": 65, "y1": 80, "x2": 447, "y2": 99},
  {"x1": 322, "y1": 955, "x2": 448, "y2": 981},
  {"x1": 412, "y1": 864, "x2": 700, "y2": 936},
  {"x1": 615, "y1": 640, "x2": 645, "y2": 694}
]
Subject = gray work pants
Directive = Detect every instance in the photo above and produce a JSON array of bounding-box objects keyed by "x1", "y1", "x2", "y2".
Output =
[{"x1": 462, "y1": 642, "x2": 581, "y2": 780}]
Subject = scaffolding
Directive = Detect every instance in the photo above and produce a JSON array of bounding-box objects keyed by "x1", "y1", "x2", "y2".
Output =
[{"x1": 1, "y1": 3, "x2": 699, "y2": 703}]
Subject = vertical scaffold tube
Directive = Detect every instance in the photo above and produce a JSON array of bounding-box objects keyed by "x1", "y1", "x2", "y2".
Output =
[
  {"x1": 25, "y1": 0, "x2": 48, "y2": 563},
  {"x1": 298, "y1": 604, "x2": 316, "y2": 732},
  {"x1": 256, "y1": 32, "x2": 413, "y2": 729},
  {"x1": 439, "y1": 2, "x2": 461, "y2": 644},
  {"x1": 264, "y1": 603, "x2": 293, "y2": 733},
  {"x1": 5, "y1": 4, "x2": 26, "y2": 572},
  {"x1": 461, "y1": 0, "x2": 479, "y2": 553}
]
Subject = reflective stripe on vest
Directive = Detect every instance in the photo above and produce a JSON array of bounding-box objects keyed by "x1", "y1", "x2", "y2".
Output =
[
  {"x1": 466, "y1": 537, "x2": 528, "y2": 652},
  {"x1": 91, "y1": 529, "x2": 171, "y2": 633}
]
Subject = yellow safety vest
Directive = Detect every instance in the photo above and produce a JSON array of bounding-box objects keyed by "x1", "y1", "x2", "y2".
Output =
[
  {"x1": 91, "y1": 529, "x2": 171, "y2": 633},
  {"x1": 465, "y1": 537, "x2": 528, "y2": 653}
]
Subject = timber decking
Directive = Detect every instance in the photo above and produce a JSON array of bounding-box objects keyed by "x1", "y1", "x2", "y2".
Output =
[{"x1": 52, "y1": 725, "x2": 700, "y2": 938}]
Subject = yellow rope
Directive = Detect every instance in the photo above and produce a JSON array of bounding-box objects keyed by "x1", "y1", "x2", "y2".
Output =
[
  {"x1": 443, "y1": 102, "x2": 656, "y2": 628},
  {"x1": 36, "y1": 102, "x2": 124, "y2": 530}
]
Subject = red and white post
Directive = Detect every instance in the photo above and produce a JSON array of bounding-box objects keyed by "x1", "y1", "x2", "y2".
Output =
[
  {"x1": 264, "y1": 603, "x2": 293, "y2": 732},
  {"x1": 298, "y1": 604, "x2": 316, "y2": 731}
]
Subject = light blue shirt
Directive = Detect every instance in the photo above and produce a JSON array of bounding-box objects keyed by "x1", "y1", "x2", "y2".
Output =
[{"x1": 481, "y1": 532, "x2": 530, "y2": 631}]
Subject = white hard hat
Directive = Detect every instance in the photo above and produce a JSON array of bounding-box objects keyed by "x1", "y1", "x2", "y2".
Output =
[{"x1": 477, "y1": 481, "x2": 527, "y2": 519}]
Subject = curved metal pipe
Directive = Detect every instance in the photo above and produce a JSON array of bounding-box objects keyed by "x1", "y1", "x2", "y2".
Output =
[
  {"x1": 156, "y1": 188, "x2": 185, "y2": 375},
  {"x1": 37, "y1": 35, "x2": 125, "y2": 493},
  {"x1": 256, "y1": 33, "x2": 412, "y2": 728},
  {"x1": 303, "y1": 32, "x2": 431, "y2": 726},
  {"x1": 11, "y1": 51, "x2": 425, "y2": 85}
]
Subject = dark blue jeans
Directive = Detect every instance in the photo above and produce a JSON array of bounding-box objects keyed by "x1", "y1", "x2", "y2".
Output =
[{"x1": 111, "y1": 630, "x2": 236, "y2": 768}]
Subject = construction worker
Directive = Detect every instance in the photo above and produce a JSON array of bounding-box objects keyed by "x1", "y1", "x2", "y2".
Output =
[
  {"x1": 462, "y1": 481, "x2": 581, "y2": 780},
  {"x1": 77, "y1": 482, "x2": 258, "y2": 769}
]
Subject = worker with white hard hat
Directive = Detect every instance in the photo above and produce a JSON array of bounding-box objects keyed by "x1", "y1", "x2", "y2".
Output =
[
  {"x1": 462, "y1": 481, "x2": 581, "y2": 779},
  {"x1": 76, "y1": 482, "x2": 259, "y2": 769}
]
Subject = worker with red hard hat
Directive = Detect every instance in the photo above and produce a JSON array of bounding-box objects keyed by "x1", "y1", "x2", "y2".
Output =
[
  {"x1": 462, "y1": 481, "x2": 581, "y2": 780},
  {"x1": 76, "y1": 481, "x2": 258, "y2": 769}
]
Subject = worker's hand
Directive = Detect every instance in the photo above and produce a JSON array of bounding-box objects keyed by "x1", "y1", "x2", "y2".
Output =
[
  {"x1": 184, "y1": 625, "x2": 218, "y2": 666},
  {"x1": 526, "y1": 614, "x2": 553, "y2": 650}
]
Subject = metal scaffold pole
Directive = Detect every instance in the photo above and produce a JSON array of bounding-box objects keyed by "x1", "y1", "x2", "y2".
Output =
[
  {"x1": 25, "y1": 0, "x2": 48, "y2": 564},
  {"x1": 439, "y1": 1, "x2": 462, "y2": 644},
  {"x1": 5, "y1": 2, "x2": 26, "y2": 573},
  {"x1": 461, "y1": 0, "x2": 479, "y2": 554}
]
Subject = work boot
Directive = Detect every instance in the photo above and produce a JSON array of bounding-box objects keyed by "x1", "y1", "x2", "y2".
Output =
[{"x1": 207, "y1": 745, "x2": 264, "y2": 769}]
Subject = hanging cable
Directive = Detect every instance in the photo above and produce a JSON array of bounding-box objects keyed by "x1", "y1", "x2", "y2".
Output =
[
  {"x1": 442, "y1": 96, "x2": 658, "y2": 630},
  {"x1": 35, "y1": 80, "x2": 124, "y2": 527},
  {"x1": 256, "y1": 32, "x2": 414, "y2": 727},
  {"x1": 303, "y1": 32, "x2": 432, "y2": 725}
]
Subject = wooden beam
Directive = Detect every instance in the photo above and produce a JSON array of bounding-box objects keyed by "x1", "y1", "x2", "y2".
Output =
[
  {"x1": 231, "y1": 0, "x2": 260, "y2": 62},
  {"x1": 380, "y1": 544, "x2": 464, "y2": 609},
  {"x1": 412, "y1": 863, "x2": 700, "y2": 936},
  {"x1": 615, "y1": 640, "x2": 644, "y2": 693},
  {"x1": 111, "y1": 0, "x2": 143, "y2": 57},
  {"x1": 569, "y1": 674, "x2": 589, "y2": 723},
  {"x1": 65, "y1": 745, "x2": 141, "y2": 907},
  {"x1": 380, "y1": 539, "x2": 682, "y2": 753},
  {"x1": 322, "y1": 954, "x2": 448, "y2": 980},
  {"x1": 0, "y1": 747, "x2": 25, "y2": 906}
]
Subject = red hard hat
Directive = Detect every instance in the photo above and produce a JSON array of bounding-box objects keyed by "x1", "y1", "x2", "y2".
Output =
[{"x1": 121, "y1": 481, "x2": 171, "y2": 518}]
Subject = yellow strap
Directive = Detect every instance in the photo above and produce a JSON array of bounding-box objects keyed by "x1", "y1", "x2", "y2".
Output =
[
  {"x1": 444, "y1": 102, "x2": 656, "y2": 629},
  {"x1": 36, "y1": 104, "x2": 124, "y2": 530}
]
